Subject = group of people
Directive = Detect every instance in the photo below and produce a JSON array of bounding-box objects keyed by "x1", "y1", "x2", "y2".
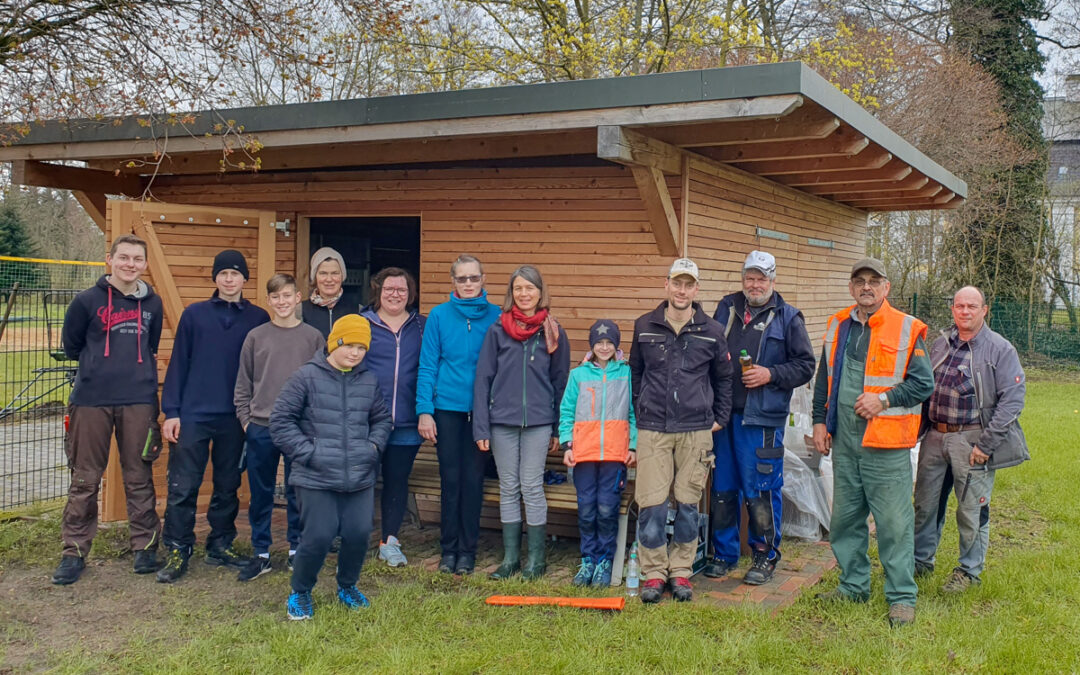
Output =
[{"x1": 51, "y1": 236, "x2": 1028, "y2": 627}]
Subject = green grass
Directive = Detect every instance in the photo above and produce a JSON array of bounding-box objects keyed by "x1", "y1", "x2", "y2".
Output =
[{"x1": 3, "y1": 378, "x2": 1079, "y2": 673}]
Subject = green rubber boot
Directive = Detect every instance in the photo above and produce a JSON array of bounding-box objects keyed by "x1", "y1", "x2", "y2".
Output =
[
  {"x1": 489, "y1": 522, "x2": 522, "y2": 580},
  {"x1": 521, "y1": 525, "x2": 547, "y2": 581}
]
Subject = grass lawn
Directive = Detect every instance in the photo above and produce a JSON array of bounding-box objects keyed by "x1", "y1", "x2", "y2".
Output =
[{"x1": 1, "y1": 376, "x2": 1078, "y2": 673}]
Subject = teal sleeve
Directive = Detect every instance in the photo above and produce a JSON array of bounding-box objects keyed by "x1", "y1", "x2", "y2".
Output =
[
  {"x1": 415, "y1": 310, "x2": 441, "y2": 416},
  {"x1": 812, "y1": 345, "x2": 830, "y2": 425},
  {"x1": 558, "y1": 368, "x2": 580, "y2": 444},
  {"x1": 628, "y1": 384, "x2": 638, "y2": 450}
]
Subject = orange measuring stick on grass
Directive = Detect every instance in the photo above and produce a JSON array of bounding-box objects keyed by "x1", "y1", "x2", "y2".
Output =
[{"x1": 485, "y1": 595, "x2": 625, "y2": 611}]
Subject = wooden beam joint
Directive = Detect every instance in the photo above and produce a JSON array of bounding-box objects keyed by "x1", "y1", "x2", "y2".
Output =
[
  {"x1": 11, "y1": 159, "x2": 146, "y2": 197},
  {"x1": 598, "y1": 126, "x2": 684, "y2": 175}
]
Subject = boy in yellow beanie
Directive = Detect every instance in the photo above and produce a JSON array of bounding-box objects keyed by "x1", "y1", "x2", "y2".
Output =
[{"x1": 271, "y1": 314, "x2": 392, "y2": 620}]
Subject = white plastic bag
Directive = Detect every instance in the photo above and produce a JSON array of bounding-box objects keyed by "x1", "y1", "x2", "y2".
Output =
[{"x1": 781, "y1": 448, "x2": 831, "y2": 541}]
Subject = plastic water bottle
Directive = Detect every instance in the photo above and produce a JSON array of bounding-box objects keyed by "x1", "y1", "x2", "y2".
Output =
[
  {"x1": 625, "y1": 544, "x2": 640, "y2": 597},
  {"x1": 739, "y1": 349, "x2": 753, "y2": 373}
]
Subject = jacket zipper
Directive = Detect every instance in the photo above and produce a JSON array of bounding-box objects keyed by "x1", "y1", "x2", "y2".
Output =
[
  {"x1": 599, "y1": 370, "x2": 607, "y2": 461},
  {"x1": 340, "y1": 369, "x2": 349, "y2": 488},
  {"x1": 522, "y1": 338, "x2": 529, "y2": 427},
  {"x1": 391, "y1": 326, "x2": 402, "y2": 424}
]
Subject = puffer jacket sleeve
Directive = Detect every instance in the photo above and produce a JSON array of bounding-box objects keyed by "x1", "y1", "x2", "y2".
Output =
[
  {"x1": 627, "y1": 369, "x2": 638, "y2": 450},
  {"x1": 367, "y1": 379, "x2": 393, "y2": 452},
  {"x1": 271, "y1": 368, "x2": 317, "y2": 467},
  {"x1": 558, "y1": 366, "x2": 582, "y2": 444}
]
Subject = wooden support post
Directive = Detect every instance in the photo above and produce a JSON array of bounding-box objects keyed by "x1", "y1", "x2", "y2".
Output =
[
  {"x1": 73, "y1": 191, "x2": 107, "y2": 232},
  {"x1": 631, "y1": 166, "x2": 681, "y2": 257},
  {"x1": 137, "y1": 221, "x2": 186, "y2": 329}
]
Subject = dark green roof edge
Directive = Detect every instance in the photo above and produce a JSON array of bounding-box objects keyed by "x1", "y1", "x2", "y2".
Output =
[{"x1": 12, "y1": 61, "x2": 966, "y2": 198}]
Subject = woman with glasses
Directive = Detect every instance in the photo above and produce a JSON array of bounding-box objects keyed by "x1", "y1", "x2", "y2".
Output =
[
  {"x1": 415, "y1": 254, "x2": 501, "y2": 574},
  {"x1": 302, "y1": 247, "x2": 358, "y2": 338},
  {"x1": 361, "y1": 268, "x2": 425, "y2": 567}
]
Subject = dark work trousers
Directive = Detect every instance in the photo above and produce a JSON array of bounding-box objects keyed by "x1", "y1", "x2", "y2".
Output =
[
  {"x1": 380, "y1": 443, "x2": 421, "y2": 540},
  {"x1": 434, "y1": 410, "x2": 486, "y2": 557},
  {"x1": 573, "y1": 461, "x2": 625, "y2": 563},
  {"x1": 244, "y1": 423, "x2": 299, "y2": 555},
  {"x1": 161, "y1": 414, "x2": 245, "y2": 552},
  {"x1": 291, "y1": 485, "x2": 374, "y2": 593},
  {"x1": 62, "y1": 404, "x2": 161, "y2": 557}
]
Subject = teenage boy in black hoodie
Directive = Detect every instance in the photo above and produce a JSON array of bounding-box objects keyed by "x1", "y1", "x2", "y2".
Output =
[
  {"x1": 157, "y1": 250, "x2": 269, "y2": 583},
  {"x1": 52, "y1": 234, "x2": 165, "y2": 585}
]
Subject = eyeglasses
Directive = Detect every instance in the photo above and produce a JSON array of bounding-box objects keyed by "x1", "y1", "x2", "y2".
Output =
[
  {"x1": 383, "y1": 287, "x2": 409, "y2": 296},
  {"x1": 454, "y1": 275, "x2": 482, "y2": 284},
  {"x1": 850, "y1": 277, "x2": 886, "y2": 289}
]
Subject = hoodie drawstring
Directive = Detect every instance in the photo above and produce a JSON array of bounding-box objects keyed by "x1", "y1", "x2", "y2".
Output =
[{"x1": 104, "y1": 286, "x2": 113, "y2": 358}]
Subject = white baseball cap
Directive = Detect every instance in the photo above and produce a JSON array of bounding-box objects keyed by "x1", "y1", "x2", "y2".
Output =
[
  {"x1": 668, "y1": 258, "x2": 700, "y2": 281},
  {"x1": 743, "y1": 250, "x2": 776, "y2": 279}
]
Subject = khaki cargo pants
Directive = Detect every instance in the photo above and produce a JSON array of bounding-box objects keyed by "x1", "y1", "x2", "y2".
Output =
[{"x1": 634, "y1": 429, "x2": 713, "y2": 581}]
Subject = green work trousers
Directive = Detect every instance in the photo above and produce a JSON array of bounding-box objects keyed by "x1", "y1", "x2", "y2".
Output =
[{"x1": 829, "y1": 355, "x2": 917, "y2": 607}]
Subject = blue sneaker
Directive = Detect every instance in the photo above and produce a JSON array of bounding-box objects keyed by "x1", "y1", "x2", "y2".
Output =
[
  {"x1": 287, "y1": 591, "x2": 313, "y2": 621},
  {"x1": 572, "y1": 557, "x2": 595, "y2": 587},
  {"x1": 337, "y1": 585, "x2": 370, "y2": 610},
  {"x1": 591, "y1": 558, "x2": 613, "y2": 587}
]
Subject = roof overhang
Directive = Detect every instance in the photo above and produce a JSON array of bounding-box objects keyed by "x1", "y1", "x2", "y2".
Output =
[{"x1": 2, "y1": 62, "x2": 966, "y2": 212}]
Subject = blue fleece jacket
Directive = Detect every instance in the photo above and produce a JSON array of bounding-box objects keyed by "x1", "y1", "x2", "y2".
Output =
[
  {"x1": 162, "y1": 292, "x2": 269, "y2": 421},
  {"x1": 415, "y1": 291, "x2": 501, "y2": 415}
]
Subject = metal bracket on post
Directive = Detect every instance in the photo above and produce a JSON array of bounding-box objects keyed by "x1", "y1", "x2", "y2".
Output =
[{"x1": 272, "y1": 218, "x2": 291, "y2": 237}]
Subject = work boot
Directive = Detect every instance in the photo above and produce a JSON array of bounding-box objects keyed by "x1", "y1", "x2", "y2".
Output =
[
  {"x1": 888, "y1": 603, "x2": 915, "y2": 627},
  {"x1": 489, "y1": 522, "x2": 522, "y2": 580},
  {"x1": 703, "y1": 557, "x2": 737, "y2": 579},
  {"x1": 914, "y1": 562, "x2": 934, "y2": 578},
  {"x1": 438, "y1": 553, "x2": 457, "y2": 574},
  {"x1": 639, "y1": 579, "x2": 665, "y2": 604},
  {"x1": 205, "y1": 545, "x2": 250, "y2": 569},
  {"x1": 669, "y1": 576, "x2": 693, "y2": 602},
  {"x1": 521, "y1": 525, "x2": 547, "y2": 580},
  {"x1": 156, "y1": 547, "x2": 191, "y2": 583},
  {"x1": 942, "y1": 569, "x2": 978, "y2": 594},
  {"x1": 133, "y1": 549, "x2": 161, "y2": 575},
  {"x1": 744, "y1": 550, "x2": 779, "y2": 585},
  {"x1": 51, "y1": 555, "x2": 86, "y2": 585},
  {"x1": 572, "y1": 557, "x2": 596, "y2": 587},
  {"x1": 454, "y1": 553, "x2": 475, "y2": 576}
]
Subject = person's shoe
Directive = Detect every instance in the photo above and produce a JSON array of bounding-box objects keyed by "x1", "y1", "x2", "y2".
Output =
[
  {"x1": 743, "y1": 550, "x2": 779, "y2": 585},
  {"x1": 288, "y1": 552, "x2": 296, "y2": 572},
  {"x1": 337, "y1": 585, "x2": 370, "y2": 610},
  {"x1": 703, "y1": 558, "x2": 737, "y2": 579},
  {"x1": 287, "y1": 591, "x2": 314, "y2": 620},
  {"x1": 888, "y1": 603, "x2": 915, "y2": 627},
  {"x1": 51, "y1": 555, "x2": 86, "y2": 585},
  {"x1": 489, "y1": 522, "x2": 522, "y2": 580},
  {"x1": 378, "y1": 535, "x2": 408, "y2": 568},
  {"x1": 329, "y1": 536, "x2": 341, "y2": 553},
  {"x1": 640, "y1": 578, "x2": 665, "y2": 604},
  {"x1": 591, "y1": 559, "x2": 613, "y2": 587},
  {"x1": 438, "y1": 553, "x2": 457, "y2": 574},
  {"x1": 815, "y1": 588, "x2": 866, "y2": 604},
  {"x1": 521, "y1": 525, "x2": 547, "y2": 580},
  {"x1": 237, "y1": 555, "x2": 272, "y2": 582},
  {"x1": 133, "y1": 550, "x2": 160, "y2": 574},
  {"x1": 942, "y1": 569, "x2": 978, "y2": 594},
  {"x1": 669, "y1": 576, "x2": 693, "y2": 602},
  {"x1": 572, "y1": 557, "x2": 596, "y2": 587},
  {"x1": 454, "y1": 553, "x2": 475, "y2": 575},
  {"x1": 205, "y1": 545, "x2": 250, "y2": 569},
  {"x1": 914, "y1": 562, "x2": 935, "y2": 578},
  {"x1": 156, "y1": 547, "x2": 191, "y2": 583}
]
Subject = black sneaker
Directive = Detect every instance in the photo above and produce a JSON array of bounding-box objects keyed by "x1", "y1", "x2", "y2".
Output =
[
  {"x1": 454, "y1": 553, "x2": 475, "y2": 575},
  {"x1": 288, "y1": 552, "x2": 296, "y2": 571},
  {"x1": 237, "y1": 556, "x2": 272, "y2": 582},
  {"x1": 133, "y1": 550, "x2": 161, "y2": 574},
  {"x1": 206, "y1": 545, "x2": 251, "y2": 569},
  {"x1": 156, "y1": 548, "x2": 190, "y2": 583},
  {"x1": 703, "y1": 558, "x2": 737, "y2": 579},
  {"x1": 914, "y1": 562, "x2": 934, "y2": 578},
  {"x1": 51, "y1": 555, "x2": 86, "y2": 585},
  {"x1": 744, "y1": 550, "x2": 778, "y2": 585}
]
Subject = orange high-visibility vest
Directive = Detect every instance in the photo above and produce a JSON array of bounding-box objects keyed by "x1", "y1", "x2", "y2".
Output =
[{"x1": 823, "y1": 299, "x2": 928, "y2": 449}]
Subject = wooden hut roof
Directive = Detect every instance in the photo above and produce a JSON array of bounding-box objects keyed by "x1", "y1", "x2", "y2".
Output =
[{"x1": 2, "y1": 62, "x2": 965, "y2": 212}]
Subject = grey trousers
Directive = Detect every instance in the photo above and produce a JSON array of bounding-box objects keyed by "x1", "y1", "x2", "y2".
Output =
[
  {"x1": 490, "y1": 424, "x2": 552, "y2": 526},
  {"x1": 913, "y1": 428, "x2": 996, "y2": 579}
]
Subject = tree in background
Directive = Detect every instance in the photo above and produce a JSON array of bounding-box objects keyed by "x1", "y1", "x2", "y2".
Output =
[{"x1": 0, "y1": 201, "x2": 46, "y2": 289}]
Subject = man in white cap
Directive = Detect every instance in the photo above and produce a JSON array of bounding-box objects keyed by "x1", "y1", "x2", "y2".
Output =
[
  {"x1": 628, "y1": 258, "x2": 733, "y2": 603},
  {"x1": 706, "y1": 250, "x2": 815, "y2": 584}
]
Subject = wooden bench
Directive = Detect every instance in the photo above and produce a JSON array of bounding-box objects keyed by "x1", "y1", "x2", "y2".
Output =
[{"x1": 405, "y1": 444, "x2": 636, "y2": 584}]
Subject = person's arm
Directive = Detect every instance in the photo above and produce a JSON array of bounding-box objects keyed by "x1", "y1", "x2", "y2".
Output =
[
  {"x1": 233, "y1": 335, "x2": 256, "y2": 430},
  {"x1": 367, "y1": 383, "x2": 393, "y2": 452},
  {"x1": 61, "y1": 295, "x2": 89, "y2": 361},
  {"x1": 628, "y1": 323, "x2": 643, "y2": 409},
  {"x1": 148, "y1": 298, "x2": 163, "y2": 357},
  {"x1": 769, "y1": 311, "x2": 816, "y2": 389},
  {"x1": 627, "y1": 377, "x2": 638, "y2": 450},
  {"x1": 415, "y1": 310, "x2": 441, "y2": 417},
  {"x1": 710, "y1": 333, "x2": 734, "y2": 429},
  {"x1": 976, "y1": 342, "x2": 1026, "y2": 455},
  {"x1": 884, "y1": 334, "x2": 935, "y2": 409},
  {"x1": 270, "y1": 370, "x2": 316, "y2": 466},
  {"x1": 161, "y1": 310, "x2": 193, "y2": 419},
  {"x1": 550, "y1": 328, "x2": 571, "y2": 414},
  {"x1": 558, "y1": 368, "x2": 580, "y2": 444},
  {"x1": 812, "y1": 345, "x2": 829, "y2": 425},
  {"x1": 471, "y1": 327, "x2": 498, "y2": 443}
]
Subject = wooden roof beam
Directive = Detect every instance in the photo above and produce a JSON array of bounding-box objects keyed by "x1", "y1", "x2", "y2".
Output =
[
  {"x1": 776, "y1": 159, "x2": 914, "y2": 187},
  {"x1": 10, "y1": 159, "x2": 145, "y2": 197},
  {"x1": 631, "y1": 166, "x2": 681, "y2": 257},
  {"x1": 864, "y1": 194, "x2": 966, "y2": 211},
  {"x1": 742, "y1": 148, "x2": 892, "y2": 176},
  {"x1": 647, "y1": 106, "x2": 840, "y2": 147},
  {"x1": 801, "y1": 174, "x2": 933, "y2": 195},
  {"x1": 826, "y1": 184, "x2": 944, "y2": 201},
  {"x1": 847, "y1": 191, "x2": 956, "y2": 208},
  {"x1": 597, "y1": 126, "x2": 684, "y2": 174},
  {"x1": 696, "y1": 126, "x2": 868, "y2": 163},
  {"x1": 73, "y1": 191, "x2": 106, "y2": 231}
]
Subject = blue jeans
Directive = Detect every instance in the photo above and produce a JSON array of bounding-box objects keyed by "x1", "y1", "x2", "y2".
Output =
[
  {"x1": 710, "y1": 412, "x2": 784, "y2": 562},
  {"x1": 245, "y1": 423, "x2": 299, "y2": 555},
  {"x1": 573, "y1": 461, "x2": 625, "y2": 562}
]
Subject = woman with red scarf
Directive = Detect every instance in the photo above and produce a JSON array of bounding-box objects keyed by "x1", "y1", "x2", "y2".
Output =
[{"x1": 473, "y1": 265, "x2": 570, "y2": 581}]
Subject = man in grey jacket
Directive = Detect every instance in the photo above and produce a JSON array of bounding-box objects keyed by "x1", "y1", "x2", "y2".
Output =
[{"x1": 913, "y1": 285, "x2": 1030, "y2": 593}]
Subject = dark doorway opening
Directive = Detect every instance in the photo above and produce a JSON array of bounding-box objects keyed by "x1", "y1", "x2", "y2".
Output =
[{"x1": 308, "y1": 216, "x2": 421, "y2": 310}]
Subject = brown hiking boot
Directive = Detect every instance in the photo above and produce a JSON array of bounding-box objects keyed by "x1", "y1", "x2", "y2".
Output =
[
  {"x1": 942, "y1": 569, "x2": 978, "y2": 594},
  {"x1": 815, "y1": 588, "x2": 865, "y2": 604},
  {"x1": 888, "y1": 603, "x2": 915, "y2": 627}
]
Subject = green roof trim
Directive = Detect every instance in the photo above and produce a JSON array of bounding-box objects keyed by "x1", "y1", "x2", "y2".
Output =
[{"x1": 8, "y1": 62, "x2": 966, "y2": 198}]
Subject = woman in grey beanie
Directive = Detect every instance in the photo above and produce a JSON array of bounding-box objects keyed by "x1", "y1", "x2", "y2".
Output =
[{"x1": 301, "y1": 246, "x2": 359, "y2": 338}]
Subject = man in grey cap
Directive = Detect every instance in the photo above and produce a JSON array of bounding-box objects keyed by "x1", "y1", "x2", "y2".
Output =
[
  {"x1": 706, "y1": 250, "x2": 815, "y2": 584},
  {"x1": 810, "y1": 257, "x2": 934, "y2": 626}
]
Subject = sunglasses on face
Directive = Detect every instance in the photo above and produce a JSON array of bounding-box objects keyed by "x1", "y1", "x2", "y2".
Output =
[{"x1": 454, "y1": 275, "x2": 482, "y2": 284}]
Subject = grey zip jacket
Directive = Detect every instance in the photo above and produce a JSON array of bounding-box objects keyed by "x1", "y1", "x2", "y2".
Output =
[{"x1": 922, "y1": 324, "x2": 1030, "y2": 470}]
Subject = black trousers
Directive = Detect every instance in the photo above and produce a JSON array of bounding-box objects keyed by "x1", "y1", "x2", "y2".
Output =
[
  {"x1": 161, "y1": 414, "x2": 245, "y2": 551},
  {"x1": 291, "y1": 485, "x2": 374, "y2": 593},
  {"x1": 434, "y1": 410, "x2": 486, "y2": 556},
  {"x1": 380, "y1": 443, "x2": 421, "y2": 539}
]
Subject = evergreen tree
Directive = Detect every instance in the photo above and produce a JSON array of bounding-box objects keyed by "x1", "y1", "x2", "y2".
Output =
[{"x1": 0, "y1": 203, "x2": 45, "y2": 289}]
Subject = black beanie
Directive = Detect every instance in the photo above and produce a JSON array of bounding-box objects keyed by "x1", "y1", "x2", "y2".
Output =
[
  {"x1": 212, "y1": 249, "x2": 249, "y2": 281},
  {"x1": 589, "y1": 319, "x2": 620, "y2": 349}
]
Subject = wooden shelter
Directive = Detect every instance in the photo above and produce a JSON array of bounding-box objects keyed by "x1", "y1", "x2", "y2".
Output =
[{"x1": 2, "y1": 62, "x2": 966, "y2": 521}]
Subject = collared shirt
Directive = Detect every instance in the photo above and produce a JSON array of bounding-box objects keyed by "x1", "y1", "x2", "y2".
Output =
[{"x1": 928, "y1": 327, "x2": 979, "y2": 425}]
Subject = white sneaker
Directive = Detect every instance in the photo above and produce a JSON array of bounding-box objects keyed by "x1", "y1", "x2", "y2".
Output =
[{"x1": 378, "y1": 535, "x2": 408, "y2": 567}]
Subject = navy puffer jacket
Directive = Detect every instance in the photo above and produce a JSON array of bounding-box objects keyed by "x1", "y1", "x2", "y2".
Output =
[{"x1": 270, "y1": 351, "x2": 393, "y2": 492}]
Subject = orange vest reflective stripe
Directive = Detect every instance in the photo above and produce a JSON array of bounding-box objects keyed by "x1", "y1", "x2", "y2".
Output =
[{"x1": 823, "y1": 299, "x2": 928, "y2": 449}]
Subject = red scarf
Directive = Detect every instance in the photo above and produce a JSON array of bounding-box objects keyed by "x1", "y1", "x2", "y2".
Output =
[{"x1": 500, "y1": 307, "x2": 561, "y2": 354}]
